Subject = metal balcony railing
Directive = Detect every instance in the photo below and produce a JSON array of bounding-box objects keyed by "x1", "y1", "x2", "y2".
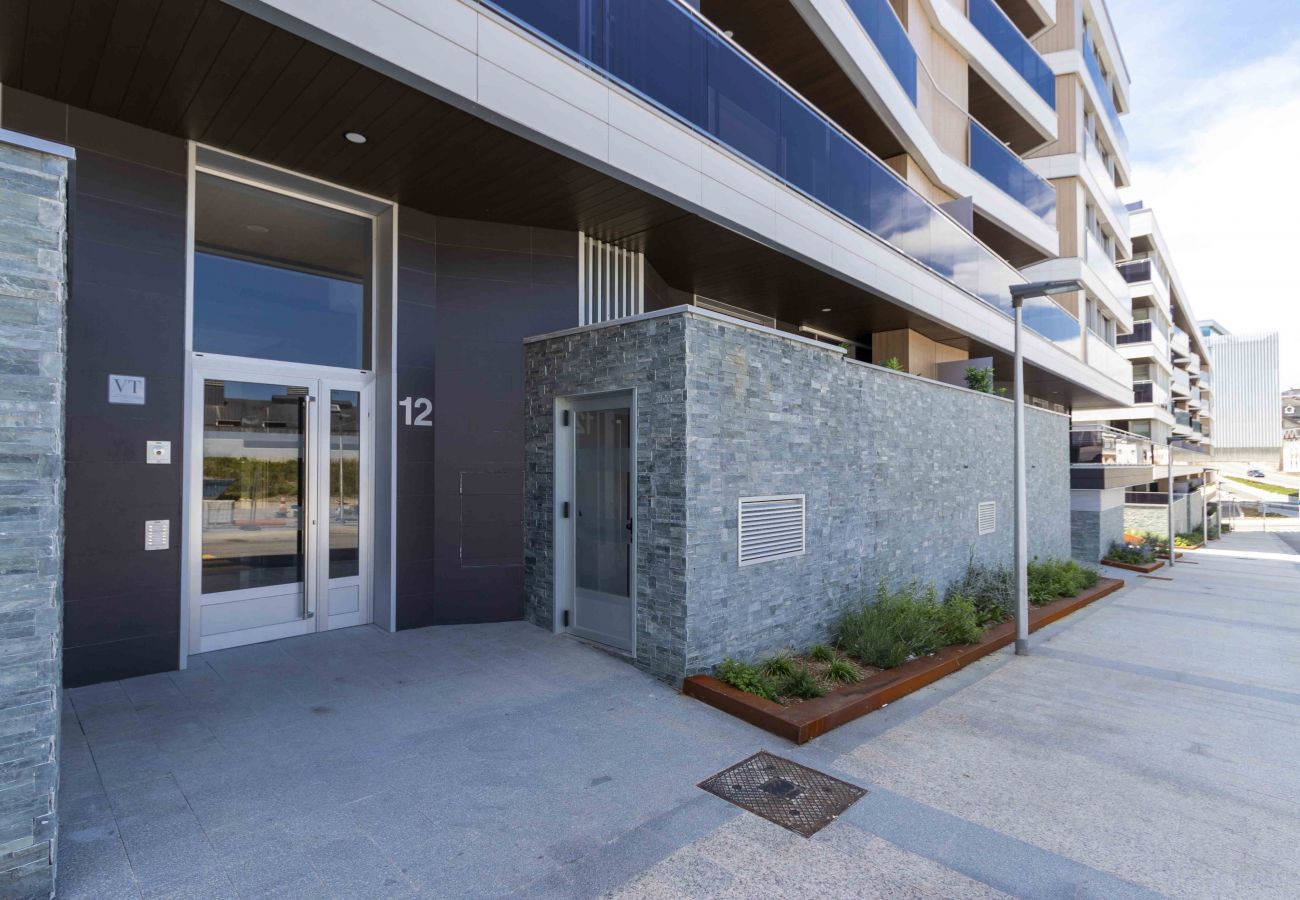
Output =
[{"x1": 483, "y1": 0, "x2": 1081, "y2": 349}]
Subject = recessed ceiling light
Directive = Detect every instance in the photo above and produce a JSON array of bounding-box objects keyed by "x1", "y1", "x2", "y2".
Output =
[
  {"x1": 821, "y1": 307, "x2": 833, "y2": 313},
  {"x1": 245, "y1": 224, "x2": 269, "y2": 234},
  {"x1": 344, "y1": 131, "x2": 367, "y2": 144}
]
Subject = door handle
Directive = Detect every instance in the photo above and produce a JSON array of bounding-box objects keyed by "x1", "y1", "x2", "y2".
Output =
[{"x1": 302, "y1": 395, "x2": 316, "y2": 620}]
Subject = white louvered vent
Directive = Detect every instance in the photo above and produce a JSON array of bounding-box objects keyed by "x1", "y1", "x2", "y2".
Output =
[
  {"x1": 579, "y1": 234, "x2": 644, "y2": 325},
  {"x1": 738, "y1": 495, "x2": 806, "y2": 566},
  {"x1": 977, "y1": 501, "x2": 997, "y2": 536}
]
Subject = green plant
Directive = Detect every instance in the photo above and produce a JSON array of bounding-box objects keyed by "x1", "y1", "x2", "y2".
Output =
[
  {"x1": 779, "y1": 665, "x2": 825, "y2": 699},
  {"x1": 882, "y1": 356, "x2": 905, "y2": 371},
  {"x1": 835, "y1": 580, "x2": 983, "y2": 669},
  {"x1": 1104, "y1": 541, "x2": 1151, "y2": 565},
  {"x1": 758, "y1": 653, "x2": 797, "y2": 680},
  {"x1": 964, "y1": 365, "x2": 996, "y2": 393},
  {"x1": 1174, "y1": 527, "x2": 1205, "y2": 548},
  {"x1": 807, "y1": 644, "x2": 835, "y2": 663},
  {"x1": 714, "y1": 657, "x2": 779, "y2": 702},
  {"x1": 1224, "y1": 475, "x2": 1299, "y2": 498},
  {"x1": 946, "y1": 559, "x2": 1015, "y2": 626},
  {"x1": 1026, "y1": 558, "x2": 1099, "y2": 605},
  {"x1": 1220, "y1": 522, "x2": 1233, "y2": 533},
  {"x1": 937, "y1": 593, "x2": 984, "y2": 645},
  {"x1": 825, "y1": 657, "x2": 862, "y2": 684}
]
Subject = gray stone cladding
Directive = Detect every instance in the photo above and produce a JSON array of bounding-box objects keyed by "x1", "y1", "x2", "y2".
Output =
[
  {"x1": 1072, "y1": 503, "x2": 1125, "y2": 563},
  {"x1": 0, "y1": 136, "x2": 69, "y2": 899},
  {"x1": 1125, "y1": 492, "x2": 1206, "y2": 540},
  {"x1": 525, "y1": 309, "x2": 1072, "y2": 682}
]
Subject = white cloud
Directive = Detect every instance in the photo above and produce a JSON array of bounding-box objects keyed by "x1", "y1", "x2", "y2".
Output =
[{"x1": 1129, "y1": 38, "x2": 1300, "y2": 390}]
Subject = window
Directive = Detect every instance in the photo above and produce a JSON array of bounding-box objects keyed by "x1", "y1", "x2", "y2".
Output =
[{"x1": 194, "y1": 173, "x2": 373, "y2": 369}]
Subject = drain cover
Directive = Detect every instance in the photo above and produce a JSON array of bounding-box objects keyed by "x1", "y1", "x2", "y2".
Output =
[{"x1": 698, "y1": 751, "x2": 866, "y2": 837}]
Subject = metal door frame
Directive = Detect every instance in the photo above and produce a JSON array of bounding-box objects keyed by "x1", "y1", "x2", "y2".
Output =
[
  {"x1": 186, "y1": 357, "x2": 375, "y2": 654},
  {"x1": 554, "y1": 390, "x2": 637, "y2": 655}
]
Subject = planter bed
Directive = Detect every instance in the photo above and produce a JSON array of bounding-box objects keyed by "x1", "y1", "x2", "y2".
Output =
[
  {"x1": 1100, "y1": 558, "x2": 1164, "y2": 574},
  {"x1": 1156, "y1": 550, "x2": 1187, "y2": 559},
  {"x1": 682, "y1": 577, "x2": 1125, "y2": 744}
]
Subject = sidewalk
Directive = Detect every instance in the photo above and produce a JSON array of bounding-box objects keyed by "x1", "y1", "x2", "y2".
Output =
[{"x1": 57, "y1": 530, "x2": 1300, "y2": 899}]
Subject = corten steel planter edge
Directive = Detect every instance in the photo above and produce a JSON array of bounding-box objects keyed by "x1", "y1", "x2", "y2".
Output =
[
  {"x1": 682, "y1": 578, "x2": 1125, "y2": 743},
  {"x1": 1100, "y1": 558, "x2": 1165, "y2": 573}
]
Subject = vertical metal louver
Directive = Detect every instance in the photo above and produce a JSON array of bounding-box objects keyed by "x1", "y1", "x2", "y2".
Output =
[
  {"x1": 738, "y1": 495, "x2": 806, "y2": 566},
  {"x1": 579, "y1": 234, "x2": 644, "y2": 325},
  {"x1": 977, "y1": 501, "x2": 996, "y2": 536}
]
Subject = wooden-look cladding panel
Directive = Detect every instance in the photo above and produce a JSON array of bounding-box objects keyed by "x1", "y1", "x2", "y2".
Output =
[{"x1": 1033, "y1": 0, "x2": 1081, "y2": 54}]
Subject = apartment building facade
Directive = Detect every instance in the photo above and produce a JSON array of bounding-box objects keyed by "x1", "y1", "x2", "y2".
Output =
[
  {"x1": 0, "y1": 0, "x2": 1158, "y2": 894},
  {"x1": 1199, "y1": 322, "x2": 1282, "y2": 466},
  {"x1": 1068, "y1": 200, "x2": 1217, "y2": 557}
]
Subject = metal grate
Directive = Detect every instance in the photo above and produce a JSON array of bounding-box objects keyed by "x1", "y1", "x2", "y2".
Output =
[
  {"x1": 977, "y1": 500, "x2": 996, "y2": 535},
  {"x1": 699, "y1": 752, "x2": 866, "y2": 837},
  {"x1": 738, "y1": 495, "x2": 805, "y2": 566}
]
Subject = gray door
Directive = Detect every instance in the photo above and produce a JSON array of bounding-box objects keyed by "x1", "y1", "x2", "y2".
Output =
[{"x1": 571, "y1": 397, "x2": 635, "y2": 651}]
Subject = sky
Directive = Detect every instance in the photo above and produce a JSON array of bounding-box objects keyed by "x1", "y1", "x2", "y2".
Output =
[{"x1": 1106, "y1": 0, "x2": 1300, "y2": 390}]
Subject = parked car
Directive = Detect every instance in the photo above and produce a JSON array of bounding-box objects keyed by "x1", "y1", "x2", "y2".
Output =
[{"x1": 1247, "y1": 468, "x2": 1266, "y2": 478}]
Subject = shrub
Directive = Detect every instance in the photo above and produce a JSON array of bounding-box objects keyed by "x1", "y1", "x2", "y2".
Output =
[
  {"x1": 715, "y1": 657, "x2": 779, "y2": 702},
  {"x1": 964, "y1": 365, "x2": 996, "y2": 393},
  {"x1": 807, "y1": 644, "x2": 835, "y2": 663},
  {"x1": 825, "y1": 657, "x2": 862, "y2": 684},
  {"x1": 1221, "y1": 522, "x2": 1233, "y2": 533},
  {"x1": 758, "y1": 653, "x2": 796, "y2": 680},
  {"x1": 835, "y1": 580, "x2": 983, "y2": 669},
  {"x1": 882, "y1": 356, "x2": 905, "y2": 371},
  {"x1": 946, "y1": 560, "x2": 1015, "y2": 626},
  {"x1": 1027, "y1": 558, "x2": 1099, "y2": 605},
  {"x1": 1174, "y1": 527, "x2": 1204, "y2": 548},
  {"x1": 1104, "y1": 541, "x2": 1152, "y2": 565},
  {"x1": 779, "y1": 666, "x2": 825, "y2": 699}
]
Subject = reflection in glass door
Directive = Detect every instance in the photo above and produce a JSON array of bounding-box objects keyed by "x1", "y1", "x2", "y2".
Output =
[
  {"x1": 198, "y1": 379, "x2": 315, "y2": 650},
  {"x1": 571, "y1": 397, "x2": 635, "y2": 651},
  {"x1": 322, "y1": 389, "x2": 365, "y2": 630},
  {"x1": 191, "y1": 373, "x2": 371, "y2": 654}
]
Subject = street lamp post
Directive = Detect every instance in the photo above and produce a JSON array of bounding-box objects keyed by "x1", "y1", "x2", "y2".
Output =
[
  {"x1": 1167, "y1": 436, "x2": 1175, "y2": 569},
  {"x1": 1008, "y1": 279, "x2": 1082, "y2": 656}
]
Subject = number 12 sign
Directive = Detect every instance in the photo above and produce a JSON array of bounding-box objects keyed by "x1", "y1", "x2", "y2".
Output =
[{"x1": 399, "y1": 396, "x2": 432, "y2": 426}]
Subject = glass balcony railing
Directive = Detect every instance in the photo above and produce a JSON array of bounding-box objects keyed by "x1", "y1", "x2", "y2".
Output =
[
  {"x1": 1175, "y1": 409, "x2": 1191, "y2": 428},
  {"x1": 1171, "y1": 367, "x2": 1191, "y2": 395},
  {"x1": 1084, "y1": 231, "x2": 1128, "y2": 304},
  {"x1": 969, "y1": 120, "x2": 1056, "y2": 224},
  {"x1": 1083, "y1": 135, "x2": 1126, "y2": 227},
  {"x1": 1117, "y1": 259, "x2": 1150, "y2": 284},
  {"x1": 483, "y1": 0, "x2": 1081, "y2": 352},
  {"x1": 967, "y1": 0, "x2": 1056, "y2": 108},
  {"x1": 1117, "y1": 320, "x2": 1151, "y2": 344},
  {"x1": 1082, "y1": 37, "x2": 1128, "y2": 156},
  {"x1": 1133, "y1": 381, "x2": 1154, "y2": 404},
  {"x1": 846, "y1": 0, "x2": 918, "y2": 104},
  {"x1": 1070, "y1": 425, "x2": 1165, "y2": 466}
]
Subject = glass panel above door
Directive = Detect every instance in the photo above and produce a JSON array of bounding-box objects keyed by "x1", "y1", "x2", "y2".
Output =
[
  {"x1": 193, "y1": 173, "x2": 373, "y2": 369},
  {"x1": 201, "y1": 379, "x2": 308, "y2": 595}
]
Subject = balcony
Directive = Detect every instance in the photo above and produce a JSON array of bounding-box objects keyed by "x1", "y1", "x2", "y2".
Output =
[
  {"x1": 1170, "y1": 327, "x2": 1191, "y2": 358},
  {"x1": 1086, "y1": 331, "x2": 1131, "y2": 387},
  {"x1": 847, "y1": 0, "x2": 918, "y2": 102},
  {"x1": 1082, "y1": 36, "x2": 1128, "y2": 157},
  {"x1": 1084, "y1": 230, "x2": 1129, "y2": 308},
  {"x1": 486, "y1": 0, "x2": 1081, "y2": 349},
  {"x1": 969, "y1": 120, "x2": 1056, "y2": 224},
  {"x1": 967, "y1": 0, "x2": 1056, "y2": 108},
  {"x1": 1171, "y1": 367, "x2": 1190, "y2": 396},
  {"x1": 1070, "y1": 425, "x2": 1168, "y2": 466},
  {"x1": 1174, "y1": 409, "x2": 1192, "y2": 433},
  {"x1": 1083, "y1": 135, "x2": 1126, "y2": 231}
]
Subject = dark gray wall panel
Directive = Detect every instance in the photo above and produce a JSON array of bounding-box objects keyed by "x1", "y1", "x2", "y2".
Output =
[
  {"x1": 395, "y1": 215, "x2": 577, "y2": 628},
  {"x1": 3, "y1": 89, "x2": 188, "y2": 687}
]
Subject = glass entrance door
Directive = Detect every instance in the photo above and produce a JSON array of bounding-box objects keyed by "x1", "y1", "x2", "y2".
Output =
[
  {"x1": 191, "y1": 370, "x2": 370, "y2": 654},
  {"x1": 570, "y1": 396, "x2": 635, "y2": 651}
]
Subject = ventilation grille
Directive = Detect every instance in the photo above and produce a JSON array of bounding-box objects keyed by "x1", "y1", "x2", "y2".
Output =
[
  {"x1": 977, "y1": 501, "x2": 996, "y2": 536},
  {"x1": 580, "y1": 234, "x2": 644, "y2": 325},
  {"x1": 738, "y1": 495, "x2": 806, "y2": 566}
]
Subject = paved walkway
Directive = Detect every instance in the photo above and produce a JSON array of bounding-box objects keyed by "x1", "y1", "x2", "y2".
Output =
[{"x1": 59, "y1": 530, "x2": 1300, "y2": 899}]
